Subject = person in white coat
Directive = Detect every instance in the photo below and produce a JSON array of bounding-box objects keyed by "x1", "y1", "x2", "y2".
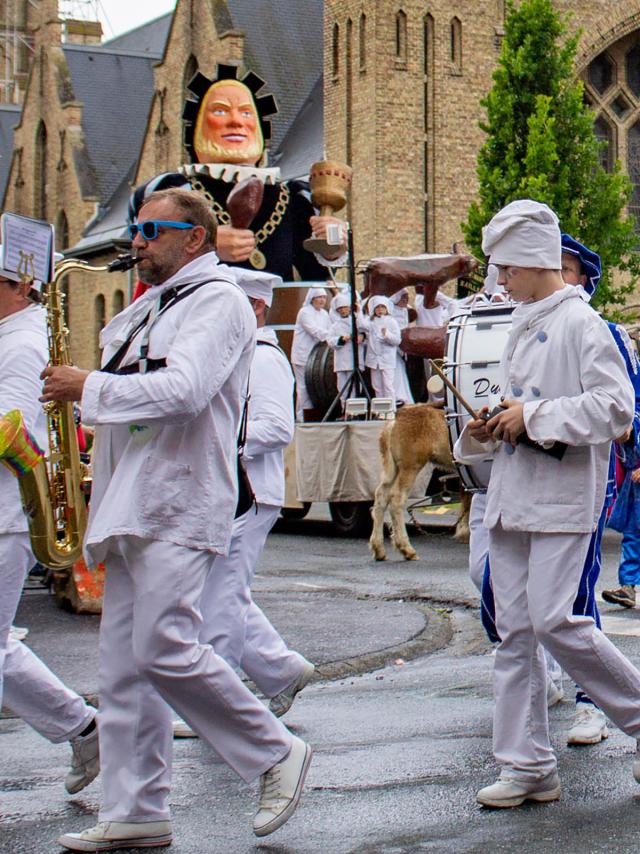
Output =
[
  {"x1": 174, "y1": 271, "x2": 315, "y2": 738},
  {"x1": 326, "y1": 291, "x2": 365, "y2": 405},
  {"x1": 291, "y1": 287, "x2": 331, "y2": 420},
  {"x1": 45, "y1": 189, "x2": 312, "y2": 852},
  {"x1": 0, "y1": 265, "x2": 99, "y2": 797},
  {"x1": 364, "y1": 296, "x2": 401, "y2": 405},
  {"x1": 455, "y1": 199, "x2": 640, "y2": 809},
  {"x1": 389, "y1": 289, "x2": 414, "y2": 405}
]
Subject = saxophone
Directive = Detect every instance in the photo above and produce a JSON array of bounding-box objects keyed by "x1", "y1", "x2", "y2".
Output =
[{"x1": 0, "y1": 254, "x2": 139, "y2": 569}]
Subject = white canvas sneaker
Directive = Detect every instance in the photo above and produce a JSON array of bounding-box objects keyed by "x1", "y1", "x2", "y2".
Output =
[
  {"x1": 269, "y1": 662, "x2": 315, "y2": 718},
  {"x1": 546, "y1": 675, "x2": 564, "y2": 708},
  {"x1": 253, "y1": 735, "x2": 312, "y2": 837},
  {"x1": 476, "y1": 771, "x2": 561, "y2": 808},
  {"x1": 58, "y1": 820, "x2": 172, "y2": 851},
  {"x1": 567, "y1": 705, "x2": 608, "y2": 745},
  {"x1": 65, "y1": 720, "x2": 100, "y2": 794}
]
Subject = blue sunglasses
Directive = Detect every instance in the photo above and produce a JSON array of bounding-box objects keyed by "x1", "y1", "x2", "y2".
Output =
[{"x1": 127, "y1": 220, "x2": 195, "y2": 241}]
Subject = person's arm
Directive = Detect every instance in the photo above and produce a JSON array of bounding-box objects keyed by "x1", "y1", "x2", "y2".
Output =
[
  {"x1": 0, "y1": 337, "x2": 47, "y2": 432},
  {"x1": 524, "y1": 316, "x2": 634, "y2": 446},
  {"x1": 244, "y1": 350, "x2": 295, "y2": 458},
  {"x1": 80, "y1": 287, "x2": 254, "y2": 427},
  {"x1": 298, "y1": 307, "x2": 330, "y2": 341},
  {"x1": 382, "y1": 319, "x2": 402, "y2": 347}
]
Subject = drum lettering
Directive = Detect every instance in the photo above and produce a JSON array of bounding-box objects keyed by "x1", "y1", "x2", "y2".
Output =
[{"x1": 474, "y1": 377, "x2": 490, "y2": 397}]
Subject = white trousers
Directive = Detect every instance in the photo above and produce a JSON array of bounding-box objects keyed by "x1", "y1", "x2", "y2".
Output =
[
  {"x1": 0, "y1": 532, "x2": 93, "y2": 743},
  {"x1": 200, "y1": 504, "x2": 308, "y2": 697},
  {"x1": 468, "y1": 492, "x2": 489, "y2": 593},
  {"x1": 99, "y1": 537, "x2": 292, "y2": 823},
  {"x1": 293, "y1": 363, "x2": 312, "y2": 421},
  {"x1": 490, "y1": 523, "x2": 640, "y2": 780},
  {"x1": 394, "y1": 353, "x2": 414, "y2": 404},
  {"x1": 369, "y1": 367, "x2": 395, "y2": 402}
]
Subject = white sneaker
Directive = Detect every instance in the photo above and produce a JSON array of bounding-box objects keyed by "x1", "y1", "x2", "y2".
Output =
[
  {"x1": 476, "y1": 771, "x2": 561, "y2": 808},
  {"x1": 269, "y1": 662, "x2": 315, "y2": 718},
  {"x1": 65, "y1": 720, "x2": 100, "y2": 794},
  {"x1": 9, "y1": 624, "x2": 28, "y2": 641},
  {"x1": 253, "y1": 735, "x2": 313, "y2": 837},
  {"x1": 567, "y1": 704, "x2": 608, "y2": 745},
  {"x1": 172, "y1": 719, "x2": 197, "y2": 739},
  {"x1": 633, "y1": 740, "x2": 640, "y2": 783},
  {"x1": 546, "y1": 675, "x2": 564, "y2": 708},
  {"x1": 58, "y1": 820, "x2": 172, "y2": 851}
]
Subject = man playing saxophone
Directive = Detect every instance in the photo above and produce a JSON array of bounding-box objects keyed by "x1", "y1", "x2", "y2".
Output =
[{"x1": 0, "y1": 262, "x2": 99, "y2": 794}]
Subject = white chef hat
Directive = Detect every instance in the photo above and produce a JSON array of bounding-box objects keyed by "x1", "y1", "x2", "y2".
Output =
[
  {"x1": 234, "y1": 268, "x2": 281, "y2": 308},
  {"x1": 304, "y1": 286, "x2": 328, "y2": 305},
  {"x1": 368, "y1": 295, "x2": 392, "y2": 314},
  {"x1": 481, "y1": 200, "x2": 561, "y2": 270},
  {"x1": 390, "y1": 288, "x2": 408, "y2": 305}
]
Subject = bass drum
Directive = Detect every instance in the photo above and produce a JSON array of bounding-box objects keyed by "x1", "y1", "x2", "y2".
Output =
[
  {"x1": 305, "y1": 342, "x2": 338, "y2": 414},
  {"x1": 444, "y1": 305, "x2": 514, "y2": 491}
]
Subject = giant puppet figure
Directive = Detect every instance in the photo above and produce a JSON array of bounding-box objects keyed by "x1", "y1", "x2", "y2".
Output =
[{"x1": 131, "y1": 66, "x2": 345, "y2": 293}]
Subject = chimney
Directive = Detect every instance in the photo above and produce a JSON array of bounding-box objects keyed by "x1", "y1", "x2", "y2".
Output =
[{"x1": 63, "y1": 18, "x2": 103, "y2": 45}]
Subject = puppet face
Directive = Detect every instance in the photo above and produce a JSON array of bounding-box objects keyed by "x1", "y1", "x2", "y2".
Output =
[{"x1": 194, "y1": 81, "x2": 264, "y2": 165}]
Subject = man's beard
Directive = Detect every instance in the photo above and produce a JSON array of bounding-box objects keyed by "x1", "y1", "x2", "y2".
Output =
[
  {"x1": 194, "y1": 135, "x2": 263, "y2": 166},
  {"x1": 137, "y1": 257, "x2": 176, "y2": 286}
]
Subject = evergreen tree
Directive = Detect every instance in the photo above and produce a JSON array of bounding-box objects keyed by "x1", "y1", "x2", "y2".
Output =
[{"x1": 462, "y1": 0, "x2": 638, "y2": 312}]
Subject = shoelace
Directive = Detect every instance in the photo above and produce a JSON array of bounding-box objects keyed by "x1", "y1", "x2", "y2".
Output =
[{"x1": 259, "y1": 767, "x2": 283, "y2": 806}]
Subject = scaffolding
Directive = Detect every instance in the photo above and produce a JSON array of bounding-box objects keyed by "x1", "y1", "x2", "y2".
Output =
[{"x1": 0, "y1": 0, "x2": 38, "y2": 104}]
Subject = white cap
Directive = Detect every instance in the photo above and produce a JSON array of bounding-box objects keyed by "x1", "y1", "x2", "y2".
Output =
[
  {"x1": 368, "y1": 295, "x2": 392, "y2": 314},
  {"x1": 482, "y1": 200, "x2": 561, "y2": 270},
  {"x1": 304, "y1": 286, "x2": 328, "y2": 305},
  {"x1": 234, "y1": 268, "x2": 280, "y2": 308}
]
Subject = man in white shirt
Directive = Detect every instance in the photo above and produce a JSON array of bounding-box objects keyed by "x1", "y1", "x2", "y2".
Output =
[
  {"x1": 44, "y1": 189, "x2": 312, "y2": 852},
  {"x1": 456, "y1": 199, "x2": 640, "y2": 809},
  {"x1": 0, "y1": 266, "x2": 99, "y2": 798}
]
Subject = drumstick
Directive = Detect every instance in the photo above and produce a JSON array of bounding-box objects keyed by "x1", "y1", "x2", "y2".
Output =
[{"x1": 428, "y1": 360, "x2": 481, "y2": 420}]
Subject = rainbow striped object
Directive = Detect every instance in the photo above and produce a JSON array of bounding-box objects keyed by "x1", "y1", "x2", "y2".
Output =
[{"x1": 0, "y1": 409, "x2": 45, "y2": 476}]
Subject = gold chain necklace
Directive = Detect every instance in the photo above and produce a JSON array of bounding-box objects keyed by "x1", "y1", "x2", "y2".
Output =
[{"x1": 190, "y1": 178, "x2": 291, "y2": 270}]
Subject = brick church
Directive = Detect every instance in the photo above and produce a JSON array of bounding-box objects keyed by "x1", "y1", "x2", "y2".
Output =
[{"x1": 1, "y1": 0, "x2": 640, "y2": 366}]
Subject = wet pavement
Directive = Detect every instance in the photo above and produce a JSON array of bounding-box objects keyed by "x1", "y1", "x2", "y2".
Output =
[{"x1": 2, "y1": 507, "x2": 640, "y2": 853}]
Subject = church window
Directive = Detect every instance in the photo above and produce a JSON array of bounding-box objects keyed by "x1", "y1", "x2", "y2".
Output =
[
  {"x1": 359, "y1": 13, "x2": 366, "y2": 71},
  {"x1": 450, "y1": 17, "x2": 462, "y2": 73},
  {"x1": 332, "y1": 22, "x2": 340, "y2": 78},
  {"x1": 56, "y1": 209, "x2": 69, "y2": 251},
  {"x1": 94, "y1": 294, "x2": 106, "y2": 365},
  {"x1": 626, "y1": 46, "x2": 640, "y2": 98},
  {"x1": 589, "y1": 53, "x2": 614, "y2": 95},
  {"x1": 183, "y1": 54, "x2": 198, "y2": 98},
  {"x1": 34, "y1": 120, "x2": 47, "y2": 219},
  {"x1": 395, "y1": 10, "x2": 407, "y2": 66},
  {"x1": 112, "y1": 289, "x2": 124, "y2": 317},
  {"x1": 593, "y1": 115, "x2": 614, "y2": 173}
]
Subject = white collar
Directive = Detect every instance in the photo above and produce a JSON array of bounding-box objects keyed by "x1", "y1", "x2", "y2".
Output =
[{"x1": 179, "y1": 162, "x2": 281, "y2": 186}]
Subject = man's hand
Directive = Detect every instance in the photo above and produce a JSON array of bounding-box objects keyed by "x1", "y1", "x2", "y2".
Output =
[
  {"x1": 309, "y1": 215, "x2": 347, "y2": 260},
  {"x1": 467, "y1": 406, "x2": 492, "y2": 442},
  {"x1": 40, "y1": 365, "x2": 90, "y2": 403},
  {"x1": 215, "y1": 225, "x2": 256, "y2": 263},
  {"x1": 486, "y1": 400, "x2": 526, "y2": 446}
]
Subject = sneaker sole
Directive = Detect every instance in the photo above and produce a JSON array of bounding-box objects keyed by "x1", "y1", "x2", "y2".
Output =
[
  {"x1": 477, "y1": 786, "x2": 561, "y2": 808},
  {"x1": 567, "y1": 726, "x2": 609, "y2": 746},
  {"x1": 270, "y1": 665, "x2": 315, "y2": 719},
  {"x1": 253, "y1": 745, "x2": 313, "y2": 837},
  {"x1": 601, "y1": 593, "x2": 634, "y2": 608},
  {"x1": 57, "y1": 834, "x2": 172, "y2": 852}
]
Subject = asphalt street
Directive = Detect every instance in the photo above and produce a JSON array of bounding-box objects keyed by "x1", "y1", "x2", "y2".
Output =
[{"x1": 2, "y1": 505, "x2": 640, "y2": 854}]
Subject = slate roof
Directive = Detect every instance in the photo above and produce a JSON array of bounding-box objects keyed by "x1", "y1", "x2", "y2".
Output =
[
  {"x1": 272, "y1": 74, "x2": 323, "y2": 180},
  {"x1": 102, "y1": 12, "x2": 173, "y2": 56},
  {"x1": 62, "y1": 43, "x2": 160, "y2": 206},
  {"x1": 226, "y1": 0, "x2": 323, "y2": 152},
  {"x1": 0, "y1": 104, "x2": 20, "y2": 202}
]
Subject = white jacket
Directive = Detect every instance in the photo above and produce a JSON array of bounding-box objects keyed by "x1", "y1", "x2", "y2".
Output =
[
  {"x1": 81, "y1": 253, "x2": 256, "y2": 565},
  {"x1": 327, "y1": 315, "x2": 365, "y2": 371},
  {"x1": 364, "y1": 315, "x2": 401, "y2": 370},
  {"x1": 0, "y1": 305, "x2": 48, "y2": 535},
  {"x1": 290, "y1": 304, "x2": 331, "y2": 366},
  {"x1": 454, "y1": 286, "x2": 634, "y2": 533},
  {"x1": 244, "y1": 327, "x2": 294, "y2": 507},
  {"x1": 415, "y1": 291, "x2": 457, "y2": 327}
]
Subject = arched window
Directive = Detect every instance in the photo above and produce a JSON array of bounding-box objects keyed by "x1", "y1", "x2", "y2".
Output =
[
  {"x1": 359, "y1": 13, "x2": 366, "y2": 72},
  {"x1": 628, "y1": 121, "x2": 640, "y2": 231},
  {"x1": 450, "y1": 17, "x2": 462, "y2": 72},
  {"x1": 56, "y1": 209, "x2": 69, "y2": 251},
  {"x1": 395, "y1": 10, "x2": 407, "y2": 65},
  {"x1": 332, "y1": 22, "x2": 340, "y2": 78},
  {"x1": 34, "y1": 120, "x2": 47, "y2": 219},
  {"x1": 594, "y1": 115, "x2": 614, "y2": 173},
  {"x1": 112, "y1": 289, "x2": 124, "y2": 317},
  {"x1": 183, "y1": 54, "x2": 198, "y2": 98},
  {"x1": 94, "y1": 294, "x2": 106, "y2": 365}
]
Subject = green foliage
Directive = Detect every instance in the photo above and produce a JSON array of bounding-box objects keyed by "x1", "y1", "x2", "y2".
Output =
[{"x1": 462, "y1": 0, "x2": 639, "y2": 313}]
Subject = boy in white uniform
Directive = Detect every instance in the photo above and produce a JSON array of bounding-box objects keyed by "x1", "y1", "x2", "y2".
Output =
[{"x1": 455, "y1": 199, "x2": 640, "y2": 808}]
